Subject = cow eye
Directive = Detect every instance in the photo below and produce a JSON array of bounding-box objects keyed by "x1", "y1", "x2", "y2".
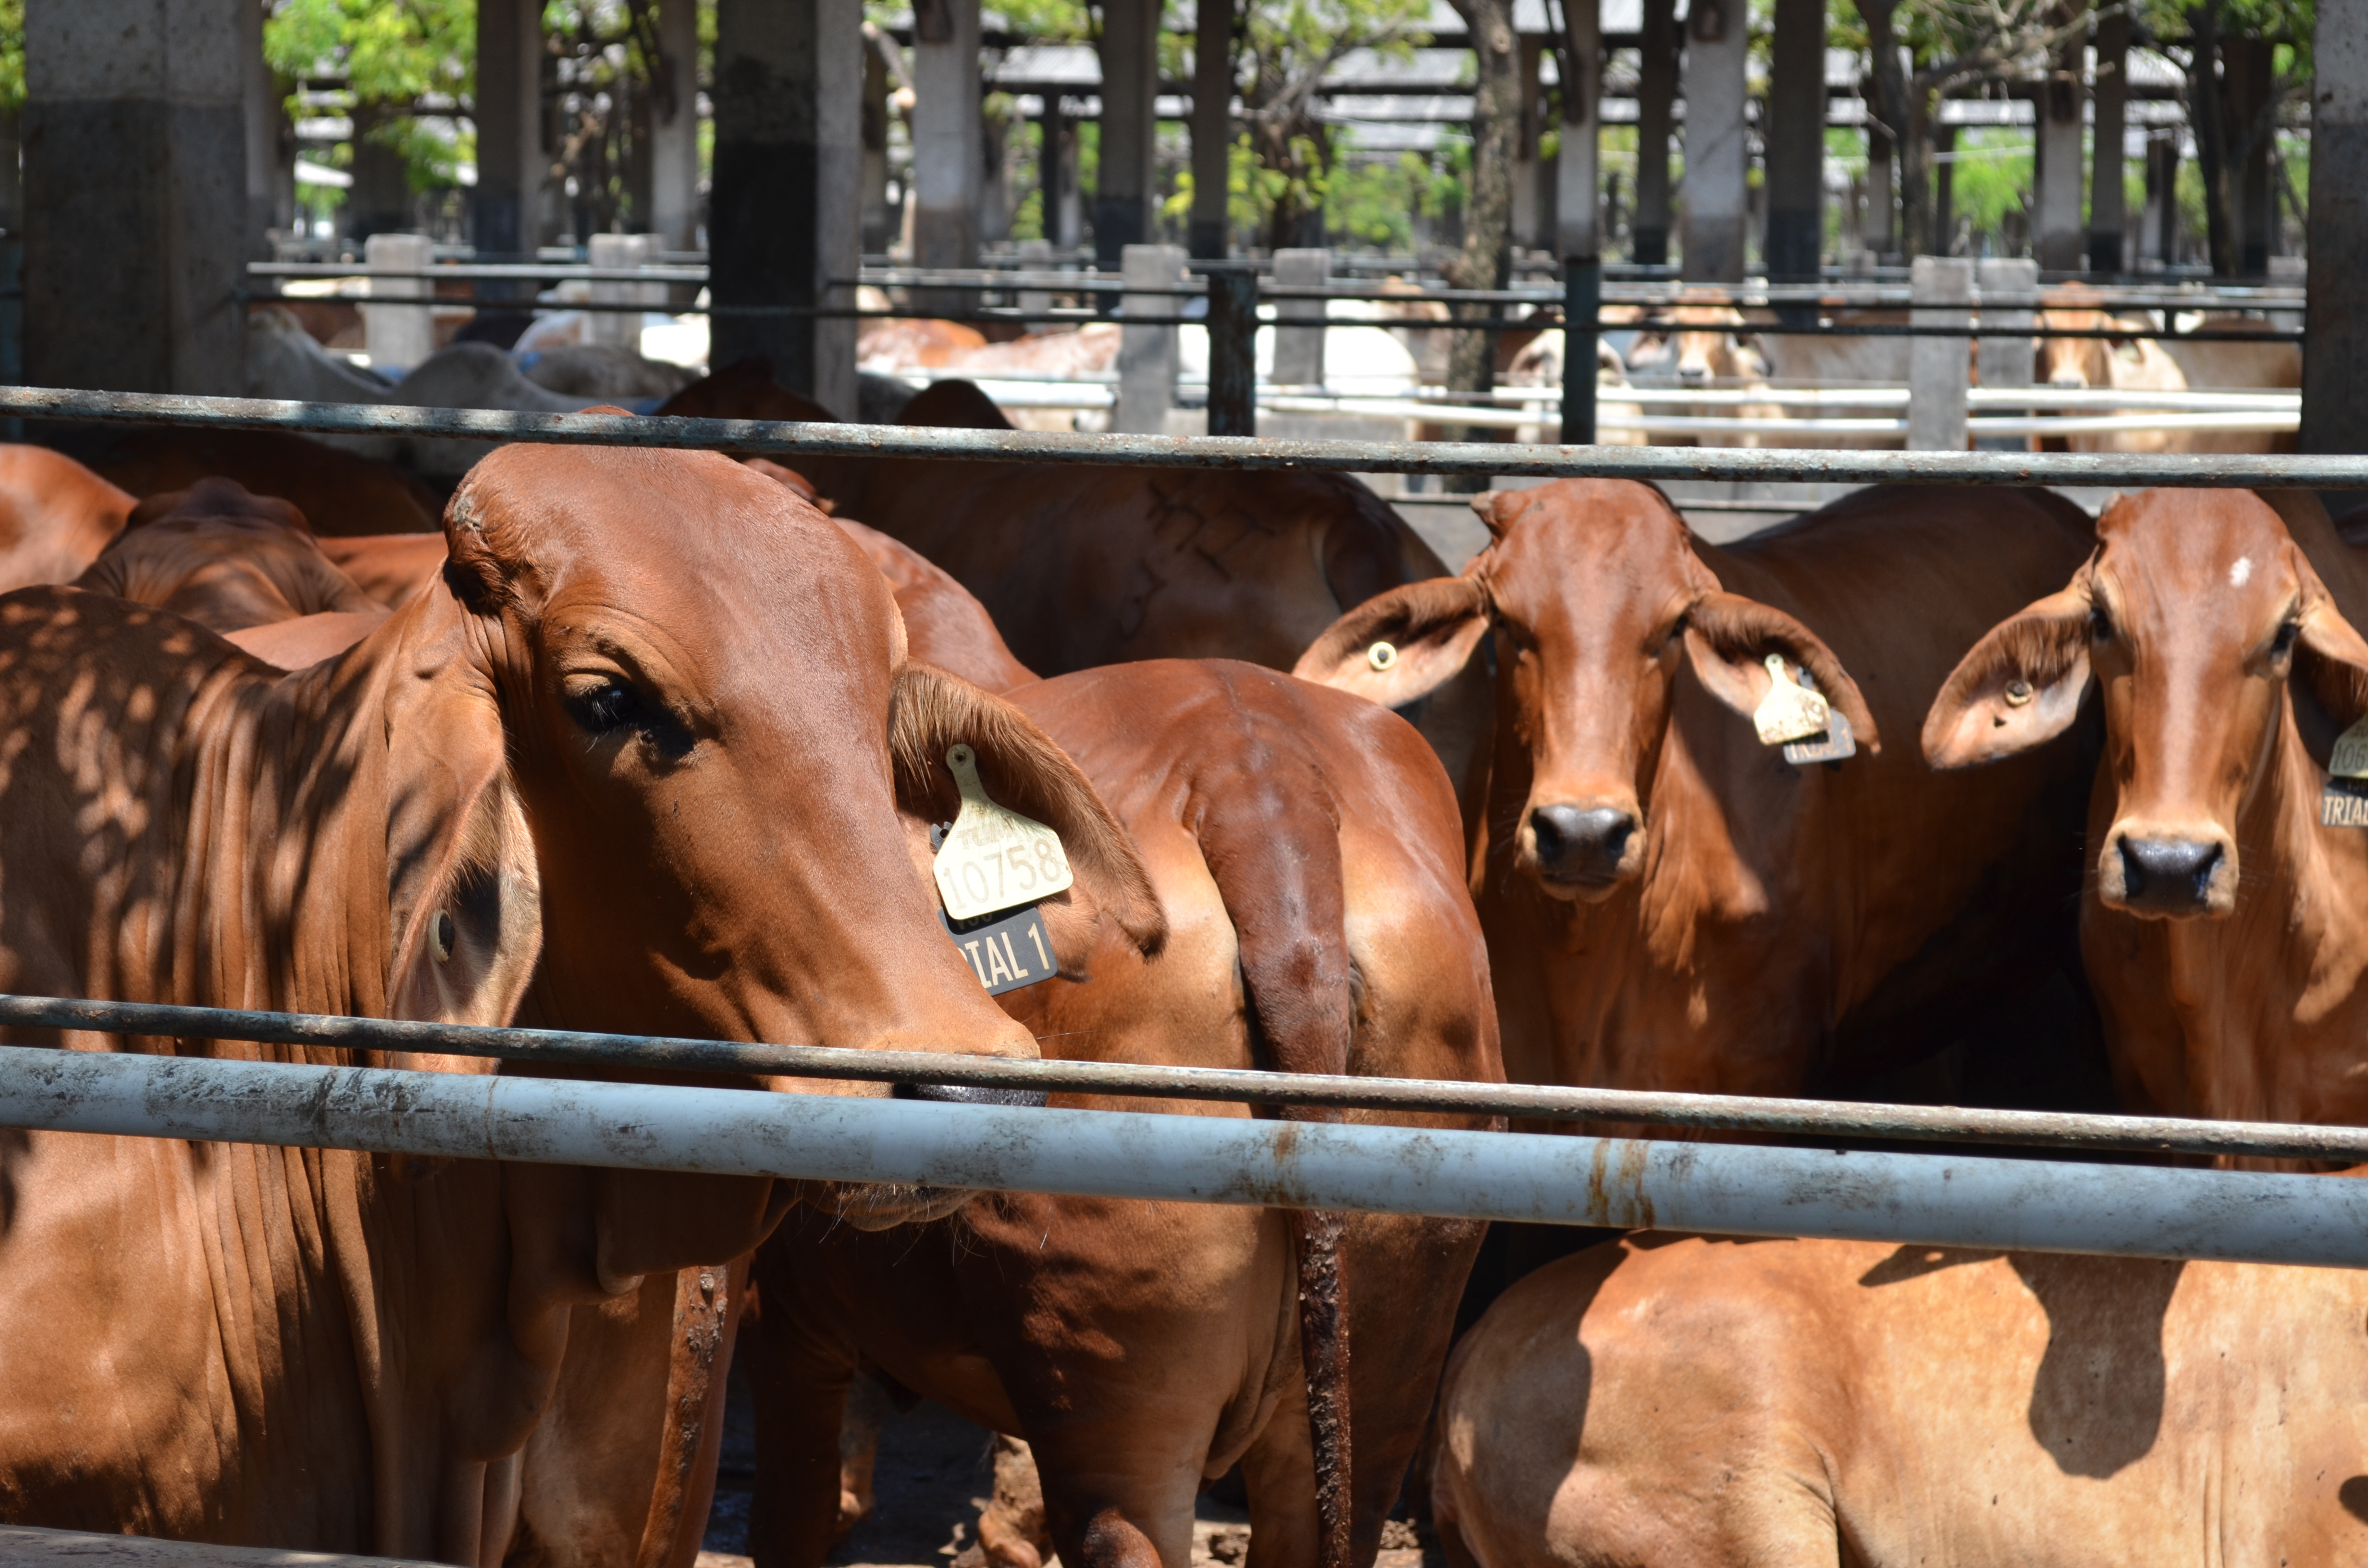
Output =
[
  {"x1": 565, "y1": 674, "x2": 692, "y2": 758},
  {"x1": 2089, "y1": 604, "x2": 2114, "y2": 642},
  {"x1": 2272, "y1": 619, "x2": 2302, "y2": 659}
]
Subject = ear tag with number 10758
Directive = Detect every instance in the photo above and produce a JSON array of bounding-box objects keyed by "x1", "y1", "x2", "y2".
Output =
[
  {"x1": 2321, "y1": 718, "x2": 2368, "y2": 827},
  {"x1": 933, "y1": 744, "x2": 1075, "y2": 921}
]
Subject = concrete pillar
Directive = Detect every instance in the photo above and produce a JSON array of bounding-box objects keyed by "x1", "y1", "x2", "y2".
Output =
[
  {"x1": 1908, "y1": 255, "x2": 1971, "y2": 449},
  {"x1": 1975, "y1": 255, "x2": 2035, "y2": 450},
  {"x1": 2088, "y1": 6, "x2": 2127, "y2": 273},
  {"x1": 473, "y1": 0, "x2": 543, "y2": 260},
  {"x1": 1114, "y1": 242, "x2": 1184, "y2": 433},
  {"x1": 364, "y1": 232, "x2": 434, "y2": 372},
  {"x1": 24, "y1": 0, "x2": 248, "y2": 395},
  {"x1": 1096, "y1": 0, "x2": 1159, "y2": 270},
  {"x1": 2034, "y1": 17, "x2": 2085, "y2": 272},
  {"x1": 1678, "y1": 0, "x2": 1749, "y2": 282},
  {"x1": 860, "y1": 27, "x2": 895, "y2": 256},
  {"x1": 1043, "y1": 98, "x2": 1082, "y2": 251},
  {"x1": 1511, "y1": 36, "x2": 1543, "y2": 251},
  {"x1": 1932, "y1": 121, "x2": 1955, "y2": 254},
  {"x1": 348, "y1": 122, "x2": 411, "y2": 240},
  {"x1": 711, "y1": 0, "x2": 861, "y2": 416},
  {"x1": 1633, "y1": 0, "x2": 1677, "y2": 264},
  {"x1": 2303, "y1": 0, "x2": 2368, "y2": 454},
  {"x1": 1864, "y1": 94, "x2": 1895, "y2": 258},
  {"x1": 1764, "y1": 0, "x2": 1824, "y2": 280},
  {"x1": 912, "y1": 0, "x2": 981, "y2": 273},
  {"x1": 2224, "y1": 35, "x2": 2274, "y2": 273},
  {"x1": 241, "y1": 0, "x2": 275, "y2": 251},
  {"x1": 2146, "y1": 132, "x2": 2178, "y2": 267},
  {"x1": 1189, "y1": 0, "x2": 1232, "y2": 258},
  {"x1": 1555, "y1": 0, "x2": 1598, "y2": 261},
  {"x1": 1272, "y1": 246, "x2": 1328, "y2": 386},
  {"x1": 651, "y1": 0, "x2": 702, "y2": 252},
  {"x1": 588, "y1": 231, "x2": 663, "y2": 349}
]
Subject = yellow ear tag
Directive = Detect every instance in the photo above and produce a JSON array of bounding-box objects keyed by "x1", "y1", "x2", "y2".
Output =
[
  {"x1": 1753, "y1": 653, "x2": 1831, "y2": 746},
  {"x1": 2331, "y1": 717, "x2": 2368, "y2": 780},
  {"x1": 932, "y1": 744, "x2": 1076, "y2": 921},
  {"x1": 1368, "y1": 640, "x2": 1399, "y2": 672}
]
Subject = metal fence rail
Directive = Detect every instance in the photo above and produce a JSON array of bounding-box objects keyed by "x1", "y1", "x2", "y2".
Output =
[
  {"x1": 7, "y1": 1046, "x2": 2368, "y2": 1268},
  {"x1": 2, "y1": 386, "x2": 2360, "y2": 488},
  {"x1": 8, "y1": 994, "x2": 2368, "y2": 1164}
]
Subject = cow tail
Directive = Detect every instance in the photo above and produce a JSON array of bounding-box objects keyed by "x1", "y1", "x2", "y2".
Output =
[{"x1": 1191, "y1": 740, "x2": 1356, "y2": 1568}]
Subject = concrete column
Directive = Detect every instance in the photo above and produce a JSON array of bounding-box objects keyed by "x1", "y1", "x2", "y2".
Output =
[
  {"x1": 1975, "y1": 255, "x2": 2035, "y2": 450},
  {"x1": 1764, "y1": 0, "x2": 1824, "y2": 280},
  {"x1": 1632, "y1": 0, "x2": 1677, "y2": 264},
  {"x1": 1096, "y1": 0, "x2": 1159, "y2": 270},
  {"x1": 25, "y1": 0, "x2": 248, "y2": 395},
  {"x1": 651, "y1": 0, "x2": 702, "y2": 252},
  {"x1": 1555, "y1": 0, "x2": 1599, "y2": 263},
  {"x1": 348, "y1": 122, "x2": 412, "y2": 240},
  {"x1": 2303, "y1": 0, "x2": 2368, "y2": 454},
  {"x1": 241, "y1": 0, "x2": 275, "y2": 252},
  {"x1": 1931, "y1": 121, "x2": 1955, "y2": 254},
  {"x1": 1678, "y1": 0, "x2": 1749, "y2": 282},
  {"x1": 711, "y1": 0, "x2": 861, "y2": 416},
  {"x1": 860, "y1": 27, "x2": 895, "y2": 256},
  {"x1": 1864, "y1": 94, "x2": 1895, "y2": 258},
  {"x1": 1043, "y1": 98, "x2": 1082, "y2": 251},
  {"x1": 473, "y1": 0, "x2": 543, "y2": 259},
  {"x1": 912, "y1": 0, "x2": 981, "y2": 273},
  {"x1": 1908, "y1": 255, "x2": 1971, "y2": 450},
  {"x1": 2224, "y1": 35, "x2": 2275, "y2": 272},
  {"x1": 1114, "y1": 242, "x2": 1184, "y2": 433},
  {"x1": 588, "y1": 231, "x2": 663, "y2": 349},
  {"x1": 2034, "y1": 18, "x2": 2085, "y2": 272},
  {"x1": 1511, "y1": 36, "x2": 1543, "y2": 251},
  {"x1": 1271, "y1": 246, "x2": 1329, "y2": 386},
  {"x1": 1189, "y1": 0, "x2": 1232, "y2": 258},
  {"x1": 2088, "y1": 6, "x2": 2127, "y2": 273},
  {"x1": 364, "y1": 232, "x2": 434, "y2": 372},
  {"x1": 2146, "y1": 131, "x2": 2178, "y2": 266}
]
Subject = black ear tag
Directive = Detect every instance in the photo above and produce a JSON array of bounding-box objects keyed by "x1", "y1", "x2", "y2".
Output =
[
  {"x1": 940, "y1": 903, "x2": 1057, "y2": 995},
  {"x1": 1783, "y1": 707, "x2": 1857, "y2": 767}
]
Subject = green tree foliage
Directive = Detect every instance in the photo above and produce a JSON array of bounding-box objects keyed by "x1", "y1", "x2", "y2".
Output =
[
  {"x1": 0, "y1": 0, "x2": 23, "y2": 118},
  {"x1": 265, "y1": 0, "x2": 475, "y2": 192}
]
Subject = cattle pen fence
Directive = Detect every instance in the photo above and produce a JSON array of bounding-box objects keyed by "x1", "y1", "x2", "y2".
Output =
[{"x1": 5, "y1": 381, "x2": 2368, "y2": 1266}]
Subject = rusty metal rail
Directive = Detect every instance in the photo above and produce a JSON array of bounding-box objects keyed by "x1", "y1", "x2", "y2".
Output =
[
  {"x1": 3, "y1": 1046, "x2": 2367, "y2": 1267},
  {"x1": 6, "y1": 993, "x2": 2367, "y2": 1164},
  {"x1": 2, "y1": 386, "x2": 2361, "y2": 488}
]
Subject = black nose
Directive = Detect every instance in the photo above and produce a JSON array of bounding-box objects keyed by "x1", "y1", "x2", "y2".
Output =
[
  {"x1": 2117, "y1": 836, "x2": 2224, "y2": 913},
  {"x1": 1529, "y1": 805, "x2": 1637, "y2": 883},
  {"x1": 896, "y1": 1079, "x2": 1049, "y2": 1109}
]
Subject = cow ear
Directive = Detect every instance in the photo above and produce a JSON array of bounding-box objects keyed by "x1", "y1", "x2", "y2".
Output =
[
  {"x1": 1293, "y1": 576, "x2": 1490, "y2": 708},
  {"x1": 2294, "y1": 555, "x2": 2368, "y2": 732},
  {"x1": 1683, "y1": 589, "x2": 1882, "y2": 754},
  {"x1": 888, "y1": 662, "x2": 1166, "y2": 965},
  {"x1": 381, "y1": 600, "x2": 545, "y2": 1025},
  {"x1": 1921, "y1": 583, "x2": 2094, "y2": 771}
]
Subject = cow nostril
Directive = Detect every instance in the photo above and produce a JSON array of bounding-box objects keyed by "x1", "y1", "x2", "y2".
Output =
[
  {"x1": 2117, "y1": 836, "x2": 2224, "y2": 909},
  {"x1": 897, "y1": 1080, "x2": 1049, "y2": 1109},
  {"x1": 1529, "y1": 805, "x2": 1639, "y2": 882}
]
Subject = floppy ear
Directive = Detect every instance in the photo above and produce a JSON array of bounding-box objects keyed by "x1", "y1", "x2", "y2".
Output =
[
  {"x1": 889, "y1": 661, "x2": 1166, "y2": 965},
  {"x1": 1293, "y1": 576, "x2": 1490, "y2": 708},
  {"x1": 1682, "y1": 589, "x2": 1882, "y2": 754},
  {"x1": 2294, "y1": 554, "x2": 2368, "y2": 733},
  {"x1": 1921, "y1": 583, "x2": 2093, "y2": 770},
  {"x1": 380, "y1": 601, "x2": 544, "y2": 1025}
]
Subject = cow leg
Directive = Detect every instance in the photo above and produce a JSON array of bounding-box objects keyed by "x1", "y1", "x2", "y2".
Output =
[
  {"x1": 972, "y1": 1433, "x2": 1053, "y2": 1568},
  {"x1": 1235, "y1": 1381, "x2": 1320, "y2": 1568},
  {"x1": 743, "y1": 1241, "x2": 865, "y2": 1568}
]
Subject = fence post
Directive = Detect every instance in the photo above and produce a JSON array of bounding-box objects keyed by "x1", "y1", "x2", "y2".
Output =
[
  {"x1": 1908, "y1": 256, "x2": 1972, "y2": 451},
  {"x1": 1271, "y1": 247, "x2": 1329, "y2": 388},
  {"x1": 1974, "y1": 257, "x2": 2036, "y2": 451},
  {"x1": 362, "y1": 232, "x2": 434, "y2": 374},
  {"x1": 1114, "y1": 242, "x2": 1185, "y2": 434},
  {"x1": 1205, "y1": 263, "x2": 1258, "y2": 437},
  {"x1": 588, "y1": 232, "x2": 661, "y2": 350},
  {"x1": 1561, "y1": 257, "x2": 1599, "y2": 445}
]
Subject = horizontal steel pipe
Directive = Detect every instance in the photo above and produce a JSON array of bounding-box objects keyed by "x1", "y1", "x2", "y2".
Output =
[
  {"x1": 7, "y1": 994, "x2": 2368, "y2": 1164},
  {"x1": 3, "y1": 1048, "x2": 2367, "y2": 1267},
  {"x1": 1, "y1": 386, "x2": 2361, "y2": 486}
]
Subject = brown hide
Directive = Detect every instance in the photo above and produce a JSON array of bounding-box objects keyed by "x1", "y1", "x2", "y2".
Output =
[
  {"x1": 655, "y1": 367, "x2": 1492, "y2": 796},
  {"x1": 74, "y1": 479, "x2": 383, "y2": 634},
  {"x1": 49, "y1": 424, "x2": 443, "y2": 534},
  {"x1": 0, "y1": 443, "x2": 1166, "y2": 1559},
  {"x1": 742, "y1": 660, "x2": 1501, "y2": 1568},
  {"x1": 1432, "y1": 1234, "x2": 2368, "y2": 1568},
  {"x1": 1295, "y1": 479, "x2": 2097, "y2": 1108},
  {"x1": 320, "y1": 533, "x2": 454, "y2": 609},
  {"x1": 1924, "y1": 489, "x2": 2368, "y2": 1147},
  {"x1": 0, "y1": 443, "x2": 136, "y2": 592}
]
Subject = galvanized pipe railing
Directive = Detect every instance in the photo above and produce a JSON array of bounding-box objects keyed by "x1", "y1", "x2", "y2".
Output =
[
  {"x1": 5, "y1": 1047, "x2": 2368, "y2": 1267},
  {"x1": 7, "y1": 993, "x2": 2368, "y2": 1165}
]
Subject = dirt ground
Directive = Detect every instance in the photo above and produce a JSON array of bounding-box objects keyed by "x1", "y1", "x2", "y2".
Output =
[{"x1": 696, "y1": 1370, "x2": 1436, "y2": 1568}]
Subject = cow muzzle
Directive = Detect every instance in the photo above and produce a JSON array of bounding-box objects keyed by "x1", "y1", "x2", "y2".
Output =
[
  {"x1": 2098, "y1": 823, "x2": 2236, "y2": 919},
  {"x1": 1523, "y1": 801, "x2": 1642, "y2": 899}
]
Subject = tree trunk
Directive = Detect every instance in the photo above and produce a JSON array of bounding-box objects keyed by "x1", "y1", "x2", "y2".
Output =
[
  {"x1": 1901, "y1": 77, "x2": 1933, "y2": 259},
  {"x1": 1856, "y1": 0, "x2": 1921, "y2": 256},
  {"x1": 2185, "y1": 0, "x2": 2237, "y2": 275},
  {"x1": 1445, "y1": 0, "x2": 1518, "y2": 483}
]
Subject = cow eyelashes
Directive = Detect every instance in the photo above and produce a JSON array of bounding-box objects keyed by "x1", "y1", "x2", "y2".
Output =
[
  {"x1": 2271, "y1": 618, "x2": 2302, "y2": 659},
  {"x1": 564, "y1": 675, "x2": 693, "y2": 758},
  {"x1": 2089, "y1": 604, "x2": 2115, "y2": 642}
]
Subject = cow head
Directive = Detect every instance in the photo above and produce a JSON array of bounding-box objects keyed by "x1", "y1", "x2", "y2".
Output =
[
  {"x1": 1294, "y1": 479, "x2": 1878, "y2": 900},
  {"x1": 1628, "y1": 304, "x2": 1761, "y2": 387},
  {"x1": 1924, "y1": 489, "x2": 2368, "y2": 920}
]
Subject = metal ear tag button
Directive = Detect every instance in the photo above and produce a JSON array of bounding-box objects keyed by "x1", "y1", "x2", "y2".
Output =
[
  {"x1": 1753, "y1": 653, "x2": 1831, "y2": 746},
  {"x1": 932, "y1": 744, "x2": 1076, "y2": 921}
]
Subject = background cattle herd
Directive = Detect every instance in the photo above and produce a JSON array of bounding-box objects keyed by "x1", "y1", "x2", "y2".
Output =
[{"x1": 0, "y1": 341, "x2": 2365, "y2": 1567}]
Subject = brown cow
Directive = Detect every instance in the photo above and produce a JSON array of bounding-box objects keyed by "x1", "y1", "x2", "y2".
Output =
[
  {"x1": 319, "y1": 532, "x2": 454, "y2": 608},
  {"x1": 654, "y1": 365, "x2": 1492, "y2": 797},
  {"x1": 45, "y1": 423, "x2": 444, "y2": 533},
  {"x1": 1924, "y1": 489, "x2": 2368, "y2": 1141},
  {"x1": 1431, "y1": 1232, "x2": 2368, "y2": 1568},
  {"x1": 73, "y1": 478, "x2": 383, "y2": 635},
  {"x1": 741, "y1": 658, "x2": 1502, "y2": 1568},
  {"x1": 1294, "y1": 480, "x2": 2097, "y2": 1111},
  {"x1": 0, "y1": 442, "x2": 137, "y2": 592},
  {"x1": 0, "y1": 441, "x2": 1162, "y2": 1559}
]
